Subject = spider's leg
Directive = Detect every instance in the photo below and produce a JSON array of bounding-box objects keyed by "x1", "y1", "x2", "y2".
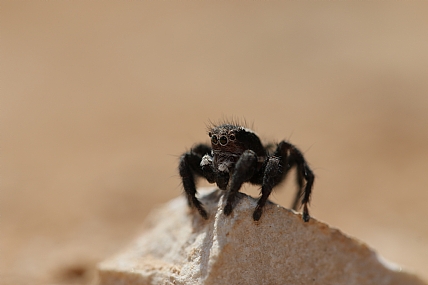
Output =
[
  {"x1": 253, "y1": 156, "x2": 283, "y2": 221},
  {"x1": 291, "y1": 164, "x2": 304, "y2": 211},
  {"x1": 179, "y1": 144, "x2": 212, "y2": 219},
  {"x1": 275, "y1": 141, "x2": 314, "y2": 222},
  {"x1": 300, "y1": 165, "x2": 314, "y2": 222},
  {"x1": 223, "y1": 150, "x2": 258, "y2": 216}
]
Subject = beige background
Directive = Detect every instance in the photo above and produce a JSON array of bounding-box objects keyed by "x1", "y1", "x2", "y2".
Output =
[{"x1": 1, "y1": 1, "x2": 428, "y2": 284}]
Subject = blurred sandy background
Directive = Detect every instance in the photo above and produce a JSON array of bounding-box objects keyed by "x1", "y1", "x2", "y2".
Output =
[{"x1": 1, "y1": 1, "x2": 428, "y2": 284}]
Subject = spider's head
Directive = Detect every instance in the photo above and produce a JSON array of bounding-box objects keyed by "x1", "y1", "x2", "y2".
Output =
[{"x1": 208, "y1": 124, "x2": 250, "y2": 154}]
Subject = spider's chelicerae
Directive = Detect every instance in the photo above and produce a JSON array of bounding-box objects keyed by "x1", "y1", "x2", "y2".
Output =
[{"x1": 179, "y1": 123, "x2": 314, "y2": 222}]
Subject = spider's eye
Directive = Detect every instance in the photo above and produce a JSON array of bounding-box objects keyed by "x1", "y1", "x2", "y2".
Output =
[
  {"x1": 219, "y1": 136, "x2": 228, "y2": 146},
  {"x1": 208, "y1": 132, "x2": 212, "y2": 137},
  {"x1": 229, "y1": 134, "x2": 236, "y2": 141},
  {"x1": 211, "y1": 135, "x2": 218, "y2": 145}
]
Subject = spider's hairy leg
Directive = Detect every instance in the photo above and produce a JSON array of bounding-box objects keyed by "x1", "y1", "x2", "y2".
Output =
[
  {"x1": 301, "y1": 166, "x2": 314, "y2": 222},
  {"x1": 179, "y1": 144, "x2": 212, "y2": 219},
  {"x1": 275, "y1": 141, "x2": 315, "y2": 222},
  {"x1": 253, "y1": 156, "x2": 283, "y2": 221},
  {"x1": 291, "y1": 164, "x2": 304, "y2": 210},
  {"x1": 223, "y1": 150, "x2": 258, "y2": 216}
]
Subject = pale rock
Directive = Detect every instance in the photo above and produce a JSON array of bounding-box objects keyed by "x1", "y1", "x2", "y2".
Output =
[{"x1": 98, "y1": 188, "x2": 426, "y2": 285}]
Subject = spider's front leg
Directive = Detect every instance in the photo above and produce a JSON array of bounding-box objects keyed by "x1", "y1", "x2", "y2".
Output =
[
  {"x1": 223, "y1": 150, "x2": 258, "y2": 216},
  {"x1": 252, "y1": 156, "x2": 283, "y2": 221},
  {"x1": 179, "y1": 144, "x2": 213, "y2": 219}
]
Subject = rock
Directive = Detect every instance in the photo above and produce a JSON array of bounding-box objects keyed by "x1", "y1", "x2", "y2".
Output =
[{"x1": 97, "y1": 188, "x2": 426, "y2": 285}]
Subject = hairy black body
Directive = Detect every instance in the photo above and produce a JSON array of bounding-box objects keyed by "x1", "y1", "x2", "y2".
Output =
[{"x1": 179, "y1": 123, "x2": 314, "y2": 222}]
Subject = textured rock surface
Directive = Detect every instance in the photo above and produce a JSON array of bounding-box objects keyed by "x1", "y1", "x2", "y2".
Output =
[{"x1": 98, "y1": 188, "x2": 426, "y2": 285}]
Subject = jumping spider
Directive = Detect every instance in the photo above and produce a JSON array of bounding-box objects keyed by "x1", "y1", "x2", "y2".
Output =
[{"x1": 179, "y1": 123, "x2": 314, "y2": 222}]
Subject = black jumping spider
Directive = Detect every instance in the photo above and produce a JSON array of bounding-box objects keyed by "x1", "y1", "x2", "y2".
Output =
[{"x1": 179, "y1": 123, "x2": 314, "y2": 222}]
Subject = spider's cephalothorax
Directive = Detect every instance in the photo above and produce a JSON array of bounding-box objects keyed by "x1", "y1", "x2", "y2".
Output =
[{"x1": 179, "y1": 123, "x2": 314, "y2": 222}]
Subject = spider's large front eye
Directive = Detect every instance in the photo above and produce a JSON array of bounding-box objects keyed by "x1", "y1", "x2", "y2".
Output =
[
  {"x1": 219, "y1": 135, "x2": 228, "y2": 146},
  {"x1": 211, "y1": 135, "x2": 218, "y2": 145}
]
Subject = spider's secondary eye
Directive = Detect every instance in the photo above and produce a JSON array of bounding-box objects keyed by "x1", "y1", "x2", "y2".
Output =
[
  {"x1": 211, "y1": 135, "x2": 218, "y2": 144},
  {"x1": 219, "y1": 136, "x2": 228, "y2": 145},
  {"x1": 229, "y1": 134, "x2": 236, "y2": 141},
  {"x1": 208, "y1": 132, "x2": 212, "y2": 137}
]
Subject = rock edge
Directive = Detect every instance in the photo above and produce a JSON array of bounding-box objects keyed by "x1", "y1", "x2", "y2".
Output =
[{"x1": 98, "y1": 188, "x2": 426, "y2": 285}]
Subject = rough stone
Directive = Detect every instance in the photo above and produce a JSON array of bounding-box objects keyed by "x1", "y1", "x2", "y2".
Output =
[{"x1": 97, "y1": 188, "x2": 426, "y2": 285}]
